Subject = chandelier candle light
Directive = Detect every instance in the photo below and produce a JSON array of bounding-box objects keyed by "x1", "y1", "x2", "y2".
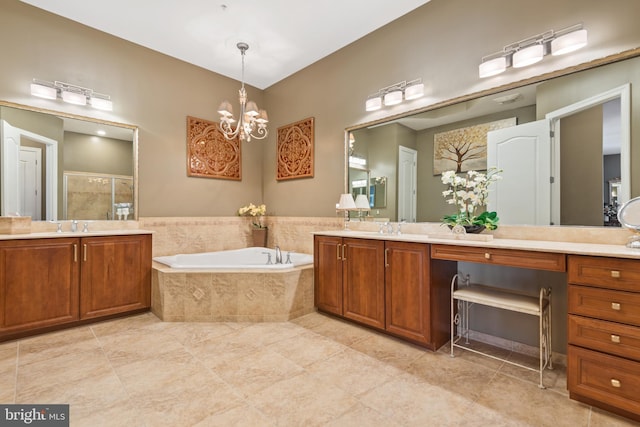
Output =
[{"x1": 218, "y1": 43, "x2": 268, "y2": 142}]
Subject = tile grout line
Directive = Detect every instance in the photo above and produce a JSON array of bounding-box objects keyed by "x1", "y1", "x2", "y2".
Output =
[
  {"x1": 13, "y1": 342, "x2": 19, "y2": 404},
  {"x1": 178, "y1": 322, "x2": 279, "y2": 425},
  {"x1": 88, "y1": 324, "x2": 150, "y2": 427}
]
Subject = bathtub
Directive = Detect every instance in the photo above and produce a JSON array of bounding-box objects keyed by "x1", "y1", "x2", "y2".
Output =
[
  {"x1": 153, "y1": 247, "x2": 313, "y2": 269},
  {"x1": 151, "y1": 247, "x2": 315, "y2": 322}
]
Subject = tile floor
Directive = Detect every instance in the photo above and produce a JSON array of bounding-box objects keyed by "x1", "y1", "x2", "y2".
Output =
[{"x1": 0, "y1": 312, "x2": 638, "y2": 427}]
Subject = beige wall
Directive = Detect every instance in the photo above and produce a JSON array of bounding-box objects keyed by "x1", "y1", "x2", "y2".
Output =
[
  {"x1": 1, "y1": 0, "x2": 640, "y2": 218},
  {"x1": 560, "y1": 106, "x2": 603, "y2": 225},
  {"x1": 264, "y1": 0, "x2": 640, "y2": 217},
  {"x1": 64, "y1": 132, "x2": 133, "y2": 176},
  {"x1": 0, "y1": 0, "x2": 263, "y2": 217}
]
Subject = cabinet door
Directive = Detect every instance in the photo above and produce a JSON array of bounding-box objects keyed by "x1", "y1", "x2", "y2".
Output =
[
  {"x1": 80, "y1": 234, "x2": 151, "y2": 319},
  {"x1": 343, "y1": 238, "x2": 385, "y2": 329},
  {"x1": 314, "y1": 235, "x2": 343, "y2": 315},
  {"x1": 0, "y1": 238, "x2": 79, "y2": 336},
  {"x1": 385, "y1": 241, "x2": 431, "y2": 344}
]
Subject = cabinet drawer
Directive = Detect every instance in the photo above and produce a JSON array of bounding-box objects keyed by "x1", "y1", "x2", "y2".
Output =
[
  {"x1": 568, "y1": 255, "x2": 640, "y2": 292},
  {"x1": 569, "y1": 285, "x2": 640, "y2": 326},
  {"x1": 430, "y1": 244, "x2": 565, "y2": 272},
  {"x1": 568, "y1": 345, "x2": 640, "y2": 417},
  {"x1": 569, "y1": 315, "x2": 640, "y2": 361}
]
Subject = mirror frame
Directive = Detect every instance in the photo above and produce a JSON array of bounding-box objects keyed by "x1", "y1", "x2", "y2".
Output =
[
  {"x1": 344, "y1": 47, "x2": 640, "y2": 226},
  {"x1": 0, "y1": 100, "x2": 139, "y2": 221}
]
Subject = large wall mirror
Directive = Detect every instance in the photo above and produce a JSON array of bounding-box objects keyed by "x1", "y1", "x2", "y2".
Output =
[
  {"x1": 347, "y1": 51, "x2": 639, "y2": 227},
  {"x1": 0, "y1": 101, "x2": 138, "y2": 221}
]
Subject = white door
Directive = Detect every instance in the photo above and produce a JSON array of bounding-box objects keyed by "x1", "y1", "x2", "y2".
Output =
[
  {"x1": 0, "y1": 120, "x2": 58, "y2": 220},
  {"x1": 1, "y1": 120, "x2": 21, "y2": 216},
  {"x1": 398, "y1": 146, "x2": 417, "y2": 222},
  {"x1": 19, "y1": 146, "x2": 42, "y2": 220},
  {"x1": 487, "y1": 120, "x2": 551, "y2": 225}
]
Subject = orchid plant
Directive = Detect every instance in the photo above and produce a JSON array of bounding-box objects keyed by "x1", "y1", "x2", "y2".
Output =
[
  {"x1": 441, "y1": 167, "x2": 502, "y2": 230},
  {"x1": 237, "y1": 203, "x2": 267, "y2": 229}
]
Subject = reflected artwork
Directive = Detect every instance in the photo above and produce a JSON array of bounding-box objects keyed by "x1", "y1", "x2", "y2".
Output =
[{"x1": 433, "y1": 117, "x2": 516, "y2": 174}]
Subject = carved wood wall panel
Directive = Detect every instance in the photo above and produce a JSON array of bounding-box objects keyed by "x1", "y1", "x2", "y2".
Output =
[
  {"x1": 277, "y1": 117, "x2": 314, "y2": 181},
  {"x1": 187, "y1": 116, "x2": 241, "y2": 180}
]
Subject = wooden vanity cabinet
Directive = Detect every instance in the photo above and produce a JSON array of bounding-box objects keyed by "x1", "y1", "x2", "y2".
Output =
[
  {"x1": 80, "y1": 234, "x2": 152, "y2": 319},
  {"x1": 314, "y1": 235, "x2": 454, "y2": 349},
  {"x1": 314, "y1": 235, "x2": 343, "y2": 316},
  {"x1": 0, "y1": 238, "x2": 80, "y2": 336},
  {"x1": 0, "y1": 234, "x2": 152, "y2": 341},
  {"x1": 342, "y1": 238, "x2": 385, "y2": 329},
  {"x1": 314, "y1": 236, "x2": 384, "y2": 328},
  {"x1": 568, "y1": 255, "x2": 640, "y2": 421}
]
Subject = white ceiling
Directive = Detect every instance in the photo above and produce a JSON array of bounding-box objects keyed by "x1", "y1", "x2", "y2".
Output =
[{"x1": 20, "y1": 0, "x2": 431, "y2": 89}]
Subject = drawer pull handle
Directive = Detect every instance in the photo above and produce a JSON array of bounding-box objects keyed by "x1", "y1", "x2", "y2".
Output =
[
  {"x1": 611, "y1": 270, "x2": 620, "y2": 278},
  {"x1": 336, "y1": 245, "x2": 341, "y2": 261},
  {"x1": 384, "y1": 248, "x2": 390, "y2": 268},
  {"x1": 611, "y1": 334, "x2": 621, "y2": 343},
  {"x1": 484, "y1": 253, "x2": 491, "y2": 260},
  {"x1": 611, "y1": 302, "x2": 621, "y2": 311},
  {"x1": 611, "y1": 379, "x2": 621, "y2": 388}
]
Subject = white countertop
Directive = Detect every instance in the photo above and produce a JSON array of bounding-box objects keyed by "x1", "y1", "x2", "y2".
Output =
[
  {"x1": 0, "y1": 229, "x2": 153, "y2": 240},
  {"x1": 313, "y1": 230, "x2": 640, "y2": 260}
]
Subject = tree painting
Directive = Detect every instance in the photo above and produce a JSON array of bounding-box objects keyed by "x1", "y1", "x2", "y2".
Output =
[{"x1": 433, "y1": 118, "x2": 516, "y2": 174}]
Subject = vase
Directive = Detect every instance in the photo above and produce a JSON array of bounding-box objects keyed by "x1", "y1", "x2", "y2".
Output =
[{"x1": 252, "y1": 228, "x2": 268, "y2": 247}]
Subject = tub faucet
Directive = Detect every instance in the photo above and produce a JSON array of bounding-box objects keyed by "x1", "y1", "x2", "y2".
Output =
[{"x1": 274, "y1": 246, "x2": 282, "y2": 264}]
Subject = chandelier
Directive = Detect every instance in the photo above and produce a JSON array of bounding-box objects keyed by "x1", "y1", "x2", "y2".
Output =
[{"x1": 218, "y1": 42, "x2": 268, "y2": 142}]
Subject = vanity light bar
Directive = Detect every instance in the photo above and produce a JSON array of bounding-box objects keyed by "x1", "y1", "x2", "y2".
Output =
[
  {"x1": 479, "y1": 23, "x2": 588, "y2": 78},
  {"x1": 30, "y1": 79, "x2": 113, "y2": 111},
  {"x1": 365, "y1": 78, "x2": 424, "y2": 112}
]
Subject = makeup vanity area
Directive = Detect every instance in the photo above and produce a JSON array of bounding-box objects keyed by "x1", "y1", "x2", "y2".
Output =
[
  {"x1": 329, "y1": 46, "x2": 640, "y2": 421},
  {"x1": 313, "y1": 225, "x2": 640, "y2": 421}
]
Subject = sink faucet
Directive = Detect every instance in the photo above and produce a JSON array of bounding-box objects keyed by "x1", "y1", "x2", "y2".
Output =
[
  {"x1": 397, "y1": 220, "x2": 406, "y2": 235},
  {"x1": 71, "y1": 220, "x2": 78, "y2": 232},
  {"x1": 274, "y1": 246, "x2": 282, "y2": 264}
]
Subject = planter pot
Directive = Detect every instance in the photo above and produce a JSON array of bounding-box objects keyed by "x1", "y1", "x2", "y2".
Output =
[
  {"x1": 463, "y1": 225, "x2": 486, "y2": 234},
  {"x1": 252, "y1": 228, "x2": 268, "y2": 247},
  {"x1": 448, "y1": 224, "x2": 486, "y2": 234}
]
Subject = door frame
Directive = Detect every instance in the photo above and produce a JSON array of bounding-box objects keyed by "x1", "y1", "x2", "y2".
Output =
[{"x1": 545, "y1": 84, "x2": 630, "y2": 225}]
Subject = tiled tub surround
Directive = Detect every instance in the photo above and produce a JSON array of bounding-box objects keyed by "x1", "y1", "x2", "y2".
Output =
[
  {"x1": 142, "y1": 217, "x2": 338, "y2": 322},
  {"x1": 151, "y1": 264, "x2": 314, "y2": 322},
  {"x1": 139, "y1": 216, "x2": 344, "y2": 257}
]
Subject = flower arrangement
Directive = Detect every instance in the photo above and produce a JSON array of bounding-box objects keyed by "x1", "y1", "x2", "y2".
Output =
[
  {"x1": 441, "y1": 167, "x2": 502, "y2": 231},
  {"x1": 237, "y1": 203, "x2": 267, "y2": 229}
]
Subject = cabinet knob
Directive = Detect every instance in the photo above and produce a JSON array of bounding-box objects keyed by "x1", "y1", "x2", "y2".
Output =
[
  {"x1": 611, "y1": 302, "x2": 621, "y2": 311},
  {"x1": 611, "y1": 270, "x2": 621, "y2": 278},
  {"x1": 484, "y1": 253, "x2": 491, "y2": 260},
  {"x1": 611, "y1": 334, "x2": 621, "y2": 343},
  {"x1": 611, "y1": 379, "x2": 621, "y2": 388}
]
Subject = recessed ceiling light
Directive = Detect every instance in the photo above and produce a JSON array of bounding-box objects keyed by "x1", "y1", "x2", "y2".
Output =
[{"x1": 96, "y1": 130, "x2": 106, "y2": 136}]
